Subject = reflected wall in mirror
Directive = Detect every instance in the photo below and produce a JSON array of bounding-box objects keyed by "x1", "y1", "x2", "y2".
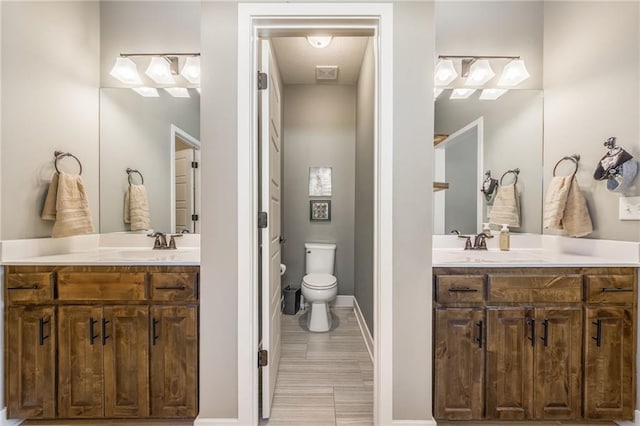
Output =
[
  {"x1": 99, "y1": 88, "x2": 200, "y2": 234},
  {"x1": 434, "y1": 90, "x2": 543, "y2": 235}
]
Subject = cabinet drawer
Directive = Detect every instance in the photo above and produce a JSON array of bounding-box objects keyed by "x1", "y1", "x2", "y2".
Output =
[
  {"x1": 586, "y1": 275, "x2": 635, "y2": 304},
  {"x1": 150, "y1": 273, "x2": 198, "y2": 302},
  {"x1": 57, "y1": 272, "x2": 146, "y2": 300},
  {"x1": 6, "y1": 273, "x2": 54, "y2": 303},
  {"x1": 488, "y1": 274, "x2": 582, "y2": 303},
  {"x1": 437, "y1": 275, "x2": 484, "y2": 304}
]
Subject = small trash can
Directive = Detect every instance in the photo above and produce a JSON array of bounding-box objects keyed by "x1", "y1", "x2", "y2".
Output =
[{"x1": 283, "y1": 285, "x2": 301, "y2": 315}]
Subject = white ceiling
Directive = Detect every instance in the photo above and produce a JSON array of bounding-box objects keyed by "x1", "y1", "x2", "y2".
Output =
[{"x1": 271, "y1": 37, "x2": 369, "y2": 85}]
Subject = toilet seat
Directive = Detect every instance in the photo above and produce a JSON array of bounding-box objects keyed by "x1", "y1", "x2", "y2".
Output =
[{"x1": 302, "y1": 273, "x2": 337, "y2": 289}]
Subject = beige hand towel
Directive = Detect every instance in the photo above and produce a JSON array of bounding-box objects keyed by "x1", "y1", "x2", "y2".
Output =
[
  {"x1": 41, "y1": 172, "x2": 94, "y2": 238},
  {"x1": 543, "y1": 175, "x2": 592, "y2": 237},
  {"x1": 488, "y1": 183, "x2": 520, "y2": 228},
  {"x1": 543, "y1": 175, "x2": 573, "y2": 229},
  {"x1": 124, "y1": 184, "x2": 151, "y2": 231}
]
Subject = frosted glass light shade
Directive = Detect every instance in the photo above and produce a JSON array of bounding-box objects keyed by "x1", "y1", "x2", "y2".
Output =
[
  {"x1": 465, "y1": 59, "x2": 495, "y2": 86},
  {"x1": 434, "y1": 88, "x2": 444, "y2": 99},
  {"x1": 132, "y1": 87, "x2": 160, "y2": 97},
  {"x1": 164, "y1": 87, "x2": 190, "y2": 98},
  {"x1": 498, "y1": 59, "x2": 530, "y2": 86},
  {"x1": 180, "y1": 56, "x2": 201, "y2": 84},
  {"x1": 450, "y1": 88, "x2": 476, "y2": 99},
  {"x1": 110, "y1": 57, "x2": 142, "y2": 85},
  {"x1": 146, "y1": 57, "x2": 175, "y2": 85},
  {"x1": 307, "y1": 36, "x2": 332, "y2": 49},
  {"x1": 434, "y1": 59, "x2": 458, "y2": 86},
  {"x1": 479, "y1": 88, "x2": 508, "y2": 100}
]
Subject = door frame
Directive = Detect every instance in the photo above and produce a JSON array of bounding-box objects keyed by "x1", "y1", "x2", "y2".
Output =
[
  {"x1": 170, "y1": 124, "x2": 200, "y2": 233},
  {"x1": 237, "y1": 3, "x2": 394, "y2": 426}
]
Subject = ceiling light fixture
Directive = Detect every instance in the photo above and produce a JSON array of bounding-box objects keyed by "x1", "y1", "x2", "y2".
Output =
[
  {"x1": 110, "y1": 53, "x2": 201, "y2": 88},
  {"x1": 498, "y1": 59, "x2": 530, "y2": 86},
  {"x1": 164, "y1": 87, "x2": 190, "y2": 98},
  {"x1": 464, "y1": 59, "x2": 495, "y2": 86},
  {"x1": 181, "y1": 56, "x2": 201, "y2": 84},
  {"x1": 132, "y1": 87, "x2": 160, "y2": 97},
  {"x1": 450, "y1": 88, "x2": 476, "y2": 100},
  {"x1": 307, "y1": 36, "x2": 333, "y2": 49},
  {"x1": 479, "y1": 88, "x2": 508, "y2": 100},
  {"x1": 434, "y1": 58, "x2": 458, "y2": 86},
  {"x1": 110, "y1": 57, "x2": 142, "y2": 85}
]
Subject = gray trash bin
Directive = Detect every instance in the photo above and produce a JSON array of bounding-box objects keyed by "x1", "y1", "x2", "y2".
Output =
[{"x1": 283, "y1": 285, "x2": 301, "y2": 315}]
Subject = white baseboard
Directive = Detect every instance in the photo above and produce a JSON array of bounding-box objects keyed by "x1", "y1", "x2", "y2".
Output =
[
  {"x1": 353, "y1": 297, "x2": 374, "y2": 362},
  {"x1": 194, "y1": 417, "x2": 240, "y2": 425},
  {"x1": 0, "y1": 408, "x2": 23, "y2": 426},
  {"x1": 301, "y1": 294, "x2": 354, "y2": 309},
  {"x1": 393, "y1": 420, "x2": 437, "y2": 425}
]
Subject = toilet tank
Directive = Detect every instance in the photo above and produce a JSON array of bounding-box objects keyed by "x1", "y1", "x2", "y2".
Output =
[{"x1": 304, "y1": 243, "x2": 336, "y2": 274}]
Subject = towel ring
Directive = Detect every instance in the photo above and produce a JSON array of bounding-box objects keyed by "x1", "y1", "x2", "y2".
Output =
[
  {"x1": 126, "y1": 168, "x2": 144, "y2": 185},
  {"x1": 500, "y1": 168, "x2": 520, "y2": 185},
  {"x1": 54, "y1": 150, "x2": 82, "y2": 175},
  {"x1": 553, "y1": 154, "x2": 580, "y2": 177}
]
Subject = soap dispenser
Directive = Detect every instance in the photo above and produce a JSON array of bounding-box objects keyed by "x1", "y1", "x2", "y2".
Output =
[{"x1": 499, "y1": 224, "x2": 510, "y2": 251}]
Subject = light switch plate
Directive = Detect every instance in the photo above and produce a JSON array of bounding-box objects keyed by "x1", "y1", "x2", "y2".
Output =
[{"x1": 619, "y1": 196, "x2": 640, "y2": 220}]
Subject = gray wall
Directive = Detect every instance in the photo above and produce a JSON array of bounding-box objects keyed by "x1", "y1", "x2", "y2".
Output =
[
  {"x1": 281, "y1": 85, "x2": 356, "y2": 296},
  {"x1": 444, "y1": 127, "x2": 478, "y2": 235},
  {"x1": 543, "y1": 1, "x2": 640, "y2": 242},
  {"x1": 354, "y1": 38, "x2": 375, "y2": 335},
  {"x1": 1, "y1": 2, "x2": 100, "y2": 240},
  {"x1": 435, "y1": 91, "x2": 544, "y2": 234},
  {"x1": 99, "y1": 89, "x2": 200, "y2": 233}
]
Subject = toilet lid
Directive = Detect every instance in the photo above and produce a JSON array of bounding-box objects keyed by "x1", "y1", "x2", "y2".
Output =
[{"x1": 303, "y1": 273, "x2": 337, "y2": 289}]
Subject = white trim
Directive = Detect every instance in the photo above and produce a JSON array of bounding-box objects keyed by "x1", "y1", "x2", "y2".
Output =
[
  {"x1": 169, "y1": 124, "x2": 200, "y2": 233},
  {"x1": 0, "y1": 409, "x2": 23, "y2": 426},
  {"x1": 353, "y1": 297, "x2": 374, "y2": 362},
  {"x1": 301, "y1": 294, "x2": 354, "y2": 310},
  {"x1": 194, "y1": 418, "x2": 240, "y2": 425},
  {"x1": 393, "y1": 421, "x2": 437, "y2": 426},
  {"x1": 238, "y1": 4, "x2": 393, "y2": 426}
]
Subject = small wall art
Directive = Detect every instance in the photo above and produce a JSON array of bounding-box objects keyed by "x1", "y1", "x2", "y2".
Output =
[
  {"x1": 309, "y1": 167, "x2": 332, "y2": 196},
  {"x1": 310, "y1": 200, "x2": 331, "y2": 221}
]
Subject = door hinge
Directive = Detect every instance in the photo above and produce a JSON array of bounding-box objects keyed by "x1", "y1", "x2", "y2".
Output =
[
  {"x1": 258, "y1": 71, "x2": 268, "y2": 90},
  {"x1": 258, "y1": 349, "x2": 268, "y2": 367},
  {"x1": 192, "y1": 214, "x2": 199, "y2": 221},
  {"x1": 191, "y1": 161, "x2": 198, "y2": 168},
  {"x1": 258, "y1": 211, "x2": 268, "y2": 229}
]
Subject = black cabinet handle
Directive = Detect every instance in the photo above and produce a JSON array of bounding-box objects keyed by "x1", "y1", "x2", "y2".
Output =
[
  {"x1": 152, "y1": 318, "x2": 160, "y2": 345},
  {"x1": 526, "y1": 318, "x2": 536, "y2": 347},
  {"x1": 540, "y1": 319, "x2": 549, "y2": 347},
  {"x1": 474, "y1": 320, "x2": 483, "y2": 348},
  {"x1": 8, "y1": 284, "x2": 38, "y2": 290},
  {"x1": 89, "y1": 317, "x2": 99, "y2": 345},
  {"x1": 38, "y1": 317, "x2": 50, "y2": 346},
  {"x1": 155, "y1": 285, "x2": 186, "y2": 290},
  {"x1": 601, "y1": 288, "x2": 633, "y2": 293},
  {"x1": 102, "y1": 318, "x2": 110, "y2": 346},
  {"x1": 448, "y1": 287, "x2": 478, "y2": 293},
  {"x1": 592, "y1": 319, "x2": 602, "y2": 347}
]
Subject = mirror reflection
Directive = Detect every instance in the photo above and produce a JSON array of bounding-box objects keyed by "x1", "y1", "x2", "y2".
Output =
[
  {"x1": 434, "y1": 90, "x2": 543, "y2": 235},
  {"x1": 99, "y1": 88, "x2": 200, "y2": 234}
]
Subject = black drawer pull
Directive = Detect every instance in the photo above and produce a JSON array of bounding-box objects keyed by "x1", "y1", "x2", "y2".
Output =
[
  {"x1": 8, "y1": 284, "x2": 38, "y2": 290},
  {"x1": 102, "y1": 318, "x2": 110, "y2": 346},
  {"x1": 448, "y1": 287, "x2": 478, "y2": 293},
  {"x1": 39, "y1": 317, "x2": 50, "y2": 346},
  {"x1": 592, "y1": 319, "x2": 602, "y2": 347},
  {"x1": 540, "y1": 319, "x2": 549, "y2": 347},
  {"x1": 152, "y1": 318, "x2": 160, "y2": 345},
  {"x1": 155, "y1": 285, "x2": 186, "y2": 290},
  {"x1": 89, "y1": 317, "x2": 99, "y2": 345},
  {"x1": 527, "y1": 318, "x2": 535, "y2": 347},
  {"x1": 474, "y1": 320, "x2": 483, "y2": 348},
  {"x1": 601, "y1": 288, "x2": 633, "y2": 293}
]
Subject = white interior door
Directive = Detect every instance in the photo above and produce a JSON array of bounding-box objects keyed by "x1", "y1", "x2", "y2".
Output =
[
  {"x1": 175, "y1": 148, "x2": 195, "y2": 233},
  {"x1": 260, "y1": 39, "x2": 282, "y2": 419}
]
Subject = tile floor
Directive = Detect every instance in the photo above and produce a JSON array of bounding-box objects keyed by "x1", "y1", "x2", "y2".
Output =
[{"x1": 260, "y1": 307, "x2": 374, "y2": 426}]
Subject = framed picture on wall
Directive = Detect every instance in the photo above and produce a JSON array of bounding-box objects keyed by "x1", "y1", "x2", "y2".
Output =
[
  {"x1": 309, "y1": 167, "x2": 332, "y2": 196},
  {"x1": 310, "y1": 200, "x2": 331, "y2": 221}
]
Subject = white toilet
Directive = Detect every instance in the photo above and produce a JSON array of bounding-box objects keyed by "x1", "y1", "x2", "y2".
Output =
[{"x1": 301, "y1": 243, "x2": 338, "y2": 332}]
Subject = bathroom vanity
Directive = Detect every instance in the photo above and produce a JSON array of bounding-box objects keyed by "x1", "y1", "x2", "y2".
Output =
[
  {"x1": 433, "y1": 262, "x2": 637, "y2": 422},
  {"x1": 2, "y1": 237, "x2": 200, "y2": 421}
]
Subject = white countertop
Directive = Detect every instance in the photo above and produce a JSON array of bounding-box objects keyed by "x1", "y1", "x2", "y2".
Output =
[{"x1": 3, "y1": 247, "x2": 200, "y2": 266}]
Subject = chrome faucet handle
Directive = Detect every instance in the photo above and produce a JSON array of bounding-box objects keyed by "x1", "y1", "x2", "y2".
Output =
[{"x1": 167, "y1": 234, "x2": 183, "y2": 249}]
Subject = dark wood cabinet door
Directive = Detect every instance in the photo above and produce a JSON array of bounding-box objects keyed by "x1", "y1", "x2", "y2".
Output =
[
  {"x1": 103, "y1": 306, "x2": 150, "y2": 417},
  {"x1": 434, "y1": 308, "x2": 484, "y2": 420},
  {"x1": 533, "y1": 307, "x2": 582, "y2": 420},
  {"x1": 486, "y1": 307, "x2": 533, "y2": 420},
  {"x1": 6, "y1": 306, "x2": 56, "y2": 419},
  {"x1": 584, "y1": 307, "x2": 634, "y2": 420},
  {"x1": 58, "y1": 306, "x2": 104, "y2": 418},
  {"x1": 150, "y1": 305, "x2": 198, "y2": 417}
]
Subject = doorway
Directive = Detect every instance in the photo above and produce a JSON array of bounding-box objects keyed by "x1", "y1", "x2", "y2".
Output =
[
  {"x1": 171, "y1": 124, "x2": 201, "y2": 234},
  {"x1": 236, "y1": 4, "x2": 394, "y2": 426}
]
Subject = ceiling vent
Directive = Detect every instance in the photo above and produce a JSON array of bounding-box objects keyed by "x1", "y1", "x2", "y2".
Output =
[{"x1": 315, "y1": 66, "x2": 338, "y2": 81}]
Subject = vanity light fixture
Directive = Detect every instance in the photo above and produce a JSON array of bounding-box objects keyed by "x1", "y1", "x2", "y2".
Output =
[
  {"x1": 164, "y1": 87, "x2": 190, "y2": 98},
  {"x1": 180, "y1": 56, "x2": 201, "y2": 84},
  {"x1": 434, "y1": 88, "x2": 444, "y2": 99},
  {"x1": 450, "y1": 88, "x2": 476, "y2": 100},
  {"x1": 307, "y1": 36, "x2": 332, "y2": 49},
  {"x1": 464, "y1": 59, "x2": 495, "y2": 86},
  {"x1": 498, "y1": 59, "x2": 530, "y2": 86},
  {"x1": 146, "y1": 57, "x2": 177, "y2": 85},
  {"x1": 110, "y1": 57, "x2": 142, "y2": 85},
  {"x1": 479, "y1": 88, "x2": 508, "y2": 100},
  {"x1": 132, "y1": 87, "x2": 160, "y2": 97},
  {"x1": 434, "y1": 58, "x2": 458, "y2": 86}
]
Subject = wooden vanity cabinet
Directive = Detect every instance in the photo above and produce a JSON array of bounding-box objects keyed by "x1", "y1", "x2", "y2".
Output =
[
  {"x1": 4, "y1": 265, "x2": 199, "y2": 421},
  {"x1": 434, "y1": 267, "x2": 637, "y2": 423}
]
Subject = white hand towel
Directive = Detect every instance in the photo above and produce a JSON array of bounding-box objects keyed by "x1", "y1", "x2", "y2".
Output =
[
  {"x1": 543, "y1": 175, "x2": 573, "y2": 230},
  {"x1": 543, "y1": 175, "x2": 592, "y2": 237},
  {"x1": 124, "y1": 184, "x2": 151, "y2": 231},
  {"x1": 41, "y1": 172, "x2": 94, "y2": 238},
  {"x1": 488, "y1": 183, "x2": 520, "y2": 228}
]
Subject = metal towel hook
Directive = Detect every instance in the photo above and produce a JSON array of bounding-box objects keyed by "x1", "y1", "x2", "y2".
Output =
[
  {"x1": 553, "y1": 154, "x2": 580, "y2": 177},
  {"x1": 126, "y1": 168, "x2": 144, "y2": 185},
  {"x1": 54, "y1": 150, "x2": 82, "y2": 175}
]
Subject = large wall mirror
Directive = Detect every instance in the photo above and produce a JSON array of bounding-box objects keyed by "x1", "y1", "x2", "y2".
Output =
[
  {"x1": 99, "y1": 88, "x2": 200, "y2": 234},
  {"x1": 434, "y1": 90, "x2": 543, "y2": 235}
]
